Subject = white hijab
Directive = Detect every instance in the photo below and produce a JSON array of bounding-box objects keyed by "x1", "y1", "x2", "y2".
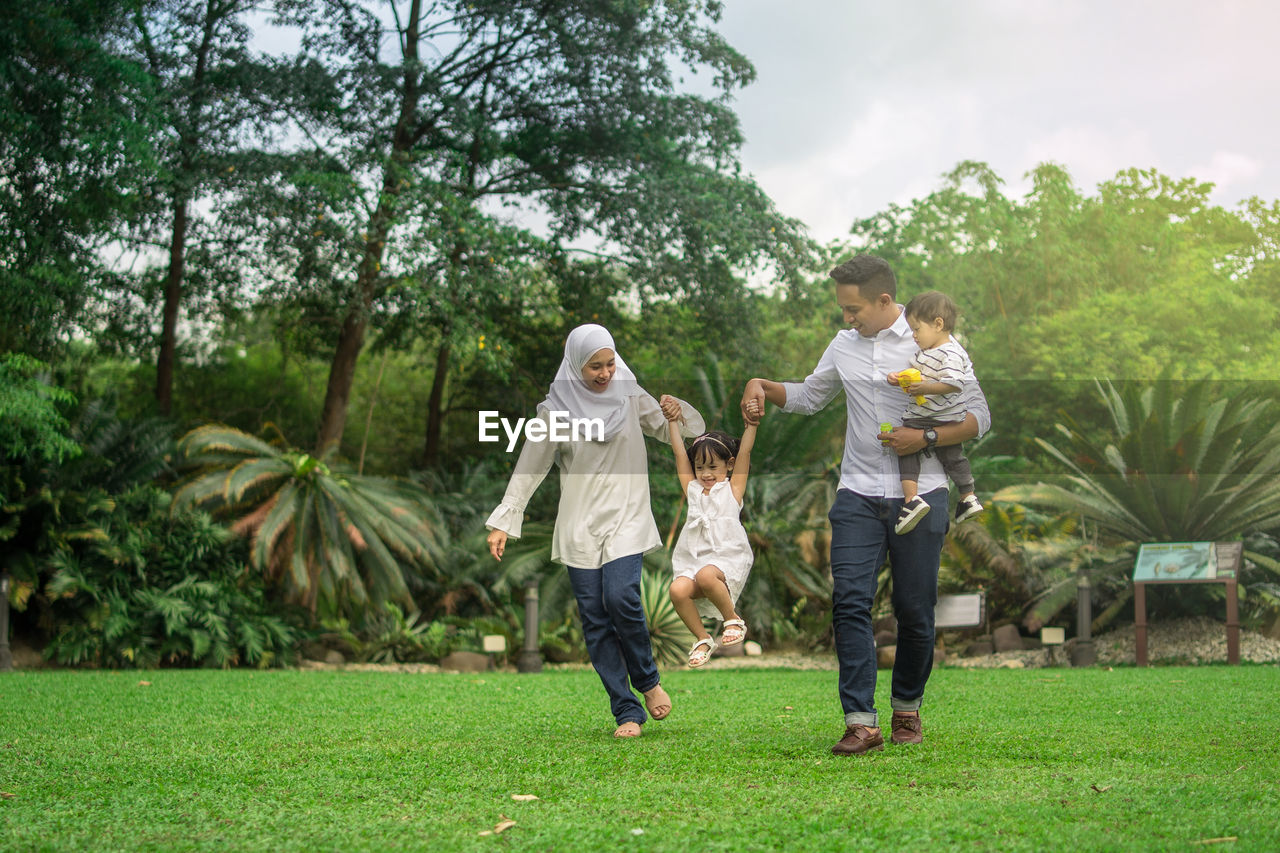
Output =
[{"x1": 540, "y1": 324, "x2": 645, "y2": 440}]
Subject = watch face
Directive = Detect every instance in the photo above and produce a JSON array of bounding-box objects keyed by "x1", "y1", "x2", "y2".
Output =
[{"x1": 925, "y1": 429, "x2": 938, "y2": 444}]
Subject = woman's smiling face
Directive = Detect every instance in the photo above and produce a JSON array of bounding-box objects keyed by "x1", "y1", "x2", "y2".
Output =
[{"x1": 580, "y1": 348, "x2": 617, "y2": 392}]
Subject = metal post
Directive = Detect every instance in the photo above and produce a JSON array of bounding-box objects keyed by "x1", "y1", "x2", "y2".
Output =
[
  {"x1": 1226, "y1": 578, "x2": 1240, "y2": 665},
  {"x1": 517, "y1": 576, "x2": 543, "y2": 673},
  {"x1": 0, "y1": 573, "x2": 13, "y2": 671},
  {"x1": 1071, "y1": 569, "x2": 1096, "y2": 667}
]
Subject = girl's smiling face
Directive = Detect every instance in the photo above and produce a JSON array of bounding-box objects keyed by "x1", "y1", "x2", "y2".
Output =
[
  {"x1": 694, "y1": 455, "x2": 732, "y2": 489},
  {"x1": 580, "y1": 348, "x2": 617, "y2": 392}
]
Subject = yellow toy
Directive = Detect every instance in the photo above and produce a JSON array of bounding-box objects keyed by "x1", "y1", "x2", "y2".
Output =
[{"x1": 896, "y1": 368, "x2": 926, "y2": 405}]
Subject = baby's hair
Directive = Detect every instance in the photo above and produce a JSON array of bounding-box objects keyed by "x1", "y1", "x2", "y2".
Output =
[
  {"x1": 904, "y1": 290, "x2": 959, "y2": 332},
  {"x1": 689, "y1": 430, "x2": 741, "y2": 468}
]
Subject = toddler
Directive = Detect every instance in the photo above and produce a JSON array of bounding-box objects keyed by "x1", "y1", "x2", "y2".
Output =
[{"x1": 886, "y1": 291, "x2": 984, "y2": 534}]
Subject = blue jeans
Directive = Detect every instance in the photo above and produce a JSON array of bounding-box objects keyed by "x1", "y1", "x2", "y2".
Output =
[
  {"x1": 828, "y1": 487, "x2": 948, "y2": 728},
  {"x1": 567, "y1": 553, "x2": 660, "y2": 726}
]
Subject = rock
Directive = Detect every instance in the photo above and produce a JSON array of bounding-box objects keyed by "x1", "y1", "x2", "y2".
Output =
[
  {"x1": 998, "y1": 659, "x2": 1025, "y2": 669},
  {"x1": 300, "y1": 641, "x2": 330, "y2": 661},
  {"x1": 877, "y1": 644, "x2": 896, "y2": 669},
  {"x1": 874, "y1": 629, "x2": 896, "y2": 648},
  {"x1": 440, "y1": 651, "x2": 490, "y2": 672},
  {"x1": 10, "y1": 640, "x2": 46, "y2": 669},
  {"x1": 873, "y1": 614, "x2": 898, "y2": 636},
  {"x1": 743, "y1": 641, "x2": 763, "y2": 656},
  {"x1": 713, "y1": 641, "x2": 745, "y2": 658},
  {"x1": 963, "y1": 640, "x2": 994, "y2": 657},
  {"x1": 992, "y1": 624, "x2": 1024, "y2": 652},
  {"x1": 323, "y1": 649, "x2": 346, "y2": 665}
]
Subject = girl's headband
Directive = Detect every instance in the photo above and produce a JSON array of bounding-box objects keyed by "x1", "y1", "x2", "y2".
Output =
[{"x1": 691, "y1": 433, "x2": 733, "y2": 456}]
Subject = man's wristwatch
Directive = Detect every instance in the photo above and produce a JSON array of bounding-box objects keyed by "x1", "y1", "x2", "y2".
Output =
[{"x1": 923, "y1": 428, "x2": 939, "y2": 447}]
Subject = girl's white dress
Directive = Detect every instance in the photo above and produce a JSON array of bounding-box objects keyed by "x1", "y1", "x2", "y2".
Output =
[{"x1": 670, "y1": 479, "x2": 754, "y2": 620}]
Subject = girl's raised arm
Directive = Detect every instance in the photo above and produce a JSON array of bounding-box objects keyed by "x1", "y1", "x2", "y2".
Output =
[
  {"x1": 730, "y1": 411, "x2": 758, "y2": 503},
  {"x1": 660, "y1": 394, "x2": 695, "y2": 493}
]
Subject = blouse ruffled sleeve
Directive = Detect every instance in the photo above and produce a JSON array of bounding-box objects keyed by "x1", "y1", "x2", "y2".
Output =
[
  {"x1": 484, "y1": 413, "x2": 558, "y2": 539},
  {"x1": 637, "y1": 393, "x2": 706, "y2": 443}
]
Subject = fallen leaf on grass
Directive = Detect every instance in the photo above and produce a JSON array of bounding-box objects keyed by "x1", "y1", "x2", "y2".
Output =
[
  {"x1": 1, "y1": 792, "x2": 16, "y2": 799},
  {"x1": 1191, "y1": 838, "x2": 1238, "y2": 846},
  {"x1": 478, "y1": 818, "x2": 517, "y2": 836},
  {"x1": 1090, "y1": 785, "x2": 1112, "y2": 793},
  {"x1": 137, "y1": 681, "x2": 152, "y2": 686},
  {"x1": 511, "y1": 794, "x2": 539, "y2": 802}
]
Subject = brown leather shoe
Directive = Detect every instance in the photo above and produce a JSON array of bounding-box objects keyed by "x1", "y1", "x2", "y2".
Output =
[
  {"x1": 890, "y1": 712, "x2": 923, "y2": 744},
  {"x1": 831, "y1": 724, "x2": 884, "y2": 755}
]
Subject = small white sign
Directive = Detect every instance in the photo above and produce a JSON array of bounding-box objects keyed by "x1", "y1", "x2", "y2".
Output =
[
  {"x1": 935, "y1": 593, "x2": 984, "y2": 629},
  {"x1": 482, "y1": 635, "x2": 507, "y2": 653}
]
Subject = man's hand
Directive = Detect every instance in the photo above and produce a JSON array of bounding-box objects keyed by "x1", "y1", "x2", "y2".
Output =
[{"x1": 881, "y1": 426, "x2": 927, "y2": 456}]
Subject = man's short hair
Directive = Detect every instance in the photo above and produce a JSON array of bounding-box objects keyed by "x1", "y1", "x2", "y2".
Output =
[
  {"x1": 829, "y1": 255, "x2": 896, "y2": 300},
  {"x1": 904, "y1": 291, "x2": 958, "y2": 332}
]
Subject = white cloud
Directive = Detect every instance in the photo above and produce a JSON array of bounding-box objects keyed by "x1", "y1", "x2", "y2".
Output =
[{"x1": 1191, "y1": 152, "x2": 1263, "y2": 198}]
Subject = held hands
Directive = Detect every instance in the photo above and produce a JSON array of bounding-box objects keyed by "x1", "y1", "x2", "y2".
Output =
[
  {"x1": 741, "y1": 381, "x2": 765, "y2": 425},
  {"x1": 658, "y1": 394, "x2": 684, "y2": 423},
  {"x1": 486, "y1": 529, "x2": 508, "y2": 561}
]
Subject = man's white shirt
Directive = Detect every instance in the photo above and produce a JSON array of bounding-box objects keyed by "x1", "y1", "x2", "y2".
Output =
[{"x1": 781, "y1": 308, "x2": 990, "y2": 499}]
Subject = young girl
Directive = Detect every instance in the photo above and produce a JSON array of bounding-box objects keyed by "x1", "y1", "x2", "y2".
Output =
[
  {"x1": 485, "y1": 325, "x2": 705, "y2": 738},
  {"x1": 660, "y1": 395, "x2": 758, "y2": 667}
]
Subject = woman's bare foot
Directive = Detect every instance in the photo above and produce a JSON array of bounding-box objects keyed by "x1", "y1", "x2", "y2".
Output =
[
  {"x1": 643, "y1": 683, "x2": 672, "y2": 720},
  {"x1": 614, "y1": 722, "x2": 642, "y2": 738}
]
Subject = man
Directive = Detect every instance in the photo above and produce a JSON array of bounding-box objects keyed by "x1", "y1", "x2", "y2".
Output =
[{"x1": 741, "y1": 255, "x2": 990, "y2": 755}]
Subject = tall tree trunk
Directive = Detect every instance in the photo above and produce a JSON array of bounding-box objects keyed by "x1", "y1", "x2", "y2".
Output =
[
  {"x1": 314, "y1": 0, "x2": 423, "y2": 454},
  {"x1": 316, "y1": 304, "x2": 370, "y2": 454},
  {"x1": 146, "y1": 2, "x2": 219, "y2": 415},
  {"x1": 422, "y1": 338, "x2": 450, "y2": 466},
  {"x1": 155, "y1": 195, "x2": 188, "y2": 415}
]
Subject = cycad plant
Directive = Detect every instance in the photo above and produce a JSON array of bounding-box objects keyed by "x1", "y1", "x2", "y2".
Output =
[
  {"x1": 1001, "y1": 380, "x2": 1280, "y2": 540},
  {"x1": 173, "y1": 425, "x2": 446, "y2": 623},
  {"x1": 996, "y1": 379, "x2": 1280, "y2": 628}
]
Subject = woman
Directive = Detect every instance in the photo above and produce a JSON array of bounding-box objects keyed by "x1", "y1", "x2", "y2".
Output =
[{"x1": 486, "y1": 324, "x2": 704, "y2": 738}]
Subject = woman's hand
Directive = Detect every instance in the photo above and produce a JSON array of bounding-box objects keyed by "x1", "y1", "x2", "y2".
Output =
[
  {"x1": 658, "y1": 394, "x2": 683, "y2": 422},
  {"x1": 487, "y1": 529, "x2": 508, "y2": 561}
]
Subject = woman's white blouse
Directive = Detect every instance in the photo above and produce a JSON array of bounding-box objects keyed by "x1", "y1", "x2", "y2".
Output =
[{"x1": 485, "y1": 395, "x2": 704, "y2": 569}]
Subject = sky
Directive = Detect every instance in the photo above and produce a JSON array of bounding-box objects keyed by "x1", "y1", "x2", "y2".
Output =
[{"x1": 706, "y1": 0, "x2": 1280, "y2": 244}]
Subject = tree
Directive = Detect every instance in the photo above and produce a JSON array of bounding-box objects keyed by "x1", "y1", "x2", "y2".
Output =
[
  {"x1": 848, "y1": 161, "x2": 1280, "y2": 458},
  {"x1": 114, "y1": 0, "x2": 332, "y2": 414},
  {"x1": 254, "y1": 0, "x2": 810, "y2": 456},
  {"x1": 0, "y1": 0, "x2": 156, "y2": 356}
]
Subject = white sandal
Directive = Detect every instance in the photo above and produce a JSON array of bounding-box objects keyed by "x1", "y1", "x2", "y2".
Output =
[
  {"x1": 720, "y1": 618, "x2": 747, "y2": 646},
  {"x1": 688, "y1": 637, "x2": 715, "y2": 667}
]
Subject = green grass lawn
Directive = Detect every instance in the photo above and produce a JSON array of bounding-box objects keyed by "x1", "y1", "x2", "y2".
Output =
[{"x1": 2, "y1": 665, "x2": 1278, "y2": 852}]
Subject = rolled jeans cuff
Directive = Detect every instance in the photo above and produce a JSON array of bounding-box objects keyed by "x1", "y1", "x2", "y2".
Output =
[
  {"x1": 844, "y1": 711, "x2": 878, "y2": 728},
  {"x1": 891, "y1": 696, "x2": 922, "y2": 713}
]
